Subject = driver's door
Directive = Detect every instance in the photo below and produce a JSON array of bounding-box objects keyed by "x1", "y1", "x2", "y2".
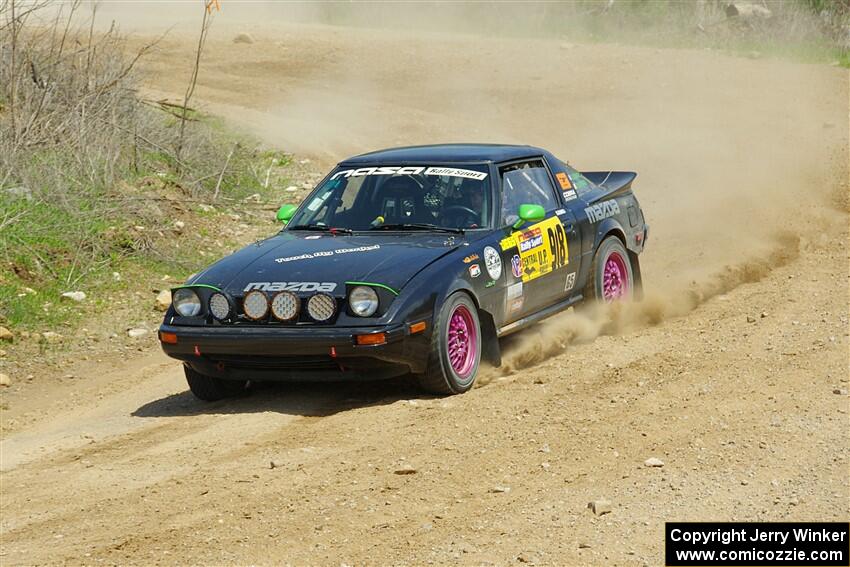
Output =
[{"x1": 497, "y1": 159, "x2": 572, "y2": 321}]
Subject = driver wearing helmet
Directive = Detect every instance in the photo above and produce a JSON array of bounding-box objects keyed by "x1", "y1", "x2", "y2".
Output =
[{"x1": 442, "y1": 180, "x2": 485, "y2": 228}]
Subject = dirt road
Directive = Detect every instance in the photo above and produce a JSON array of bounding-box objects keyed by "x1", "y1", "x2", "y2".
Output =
[{"x1": 1, "y1": 20, "x2": 847, "y2": 566}]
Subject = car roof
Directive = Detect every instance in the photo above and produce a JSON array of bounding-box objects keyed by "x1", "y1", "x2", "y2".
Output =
[{"x1": 339, "y1": 144, "x2": 547, "y2": 166}]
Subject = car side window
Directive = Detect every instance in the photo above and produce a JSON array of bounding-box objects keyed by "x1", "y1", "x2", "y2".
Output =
[{"x1": 499, "y1": 159, "x2": 559, "y2": 226}]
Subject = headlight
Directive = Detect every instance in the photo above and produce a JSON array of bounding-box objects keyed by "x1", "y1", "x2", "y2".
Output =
[
  {"x1": 208, "y1": 292, "x2": 232, "y2": 321},
  {"x1": 271, "y1": 291, "x2": 299, "y2": 321},
  {"x1": 242, "y1": 290, "x2": 269, "y2": 320},
  {"x1": 307, "y1": 293, "x2": 336, "y2": 321},
  {"x1": 349, "y1": 286, "x2": 378, "y2": 317},
  {"x1": 172, "y1": 288, "x2": 202, "y2": 317}
]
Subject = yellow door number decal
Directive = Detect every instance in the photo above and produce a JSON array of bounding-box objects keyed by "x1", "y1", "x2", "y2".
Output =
[{"x1": 500, "y1": 216, "x2": 568, "y2": 282}]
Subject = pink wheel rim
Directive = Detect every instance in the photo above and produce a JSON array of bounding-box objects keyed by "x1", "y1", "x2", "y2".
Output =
[
  {"x1": 602, "y1": 251, "x2": 629, "y2": 301},
  {"x1": 447, "y1": 304, "x2": 477, "y2": 379}
]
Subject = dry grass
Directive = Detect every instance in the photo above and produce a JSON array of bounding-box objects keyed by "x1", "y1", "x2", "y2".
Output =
[{"x1": 0, "y1": 1, "x2": 288, "y2": 329}]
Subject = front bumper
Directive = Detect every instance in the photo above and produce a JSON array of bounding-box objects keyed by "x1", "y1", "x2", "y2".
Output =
[{"x1": 158, "y1": 322, "x2": 430, "y2": 381}]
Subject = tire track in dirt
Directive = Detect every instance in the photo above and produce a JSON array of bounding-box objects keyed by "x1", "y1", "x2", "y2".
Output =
[{"x1": 7, "y1": 237, "x2": 843, "y2": 565}]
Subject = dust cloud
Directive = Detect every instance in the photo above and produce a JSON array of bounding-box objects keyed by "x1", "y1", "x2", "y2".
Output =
[
  {"x1": 234, "y1": 20, "x2": 845, "y2": 373},
  {"x1": 496, "y1": 230, "x2": 805, "y2": 375}
]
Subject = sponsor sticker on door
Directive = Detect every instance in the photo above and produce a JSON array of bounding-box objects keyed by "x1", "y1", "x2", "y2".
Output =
[
  {"x1": 502, "y1": 217, "x2": 569, "y2": 283},
  {"x1": 511, "y1": 254, "x2": 522, "y2": 278}
]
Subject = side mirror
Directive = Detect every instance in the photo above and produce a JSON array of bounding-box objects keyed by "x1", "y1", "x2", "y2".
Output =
[
  {"x1": 276, "y1": 204, "x2": 297, "y2": 224},
  {"x1": 513, "y1": 203, "x2": 546, "y2": 229}
]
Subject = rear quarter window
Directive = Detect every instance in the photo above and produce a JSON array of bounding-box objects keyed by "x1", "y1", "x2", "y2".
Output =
[{"x1": 563, "y1": 163, "x2": 595, "y2": 198}]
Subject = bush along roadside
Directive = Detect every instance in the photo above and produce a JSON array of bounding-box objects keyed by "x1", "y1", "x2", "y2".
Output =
[{"x1": 0, "y1": 3, "x2": 301, "y2": 333}]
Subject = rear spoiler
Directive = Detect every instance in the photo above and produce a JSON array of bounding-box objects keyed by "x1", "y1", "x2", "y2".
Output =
[{"x1": 581, "y1": 171, "x2": 637, "y2": 200}]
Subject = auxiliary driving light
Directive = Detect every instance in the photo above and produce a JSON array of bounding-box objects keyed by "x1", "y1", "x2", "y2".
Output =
[
  {"x1": 209, "y1": 292, "x2": 232, "y2": 321},
  {"x1": 307, "y1": 293, "x2": 336, "y2": 322},
  {"x1": 271, "y1": 291, "x2": 299, "y2": 321},
  {"x1": 242, "y1": 290, "x2": 270, "y2": 320}
]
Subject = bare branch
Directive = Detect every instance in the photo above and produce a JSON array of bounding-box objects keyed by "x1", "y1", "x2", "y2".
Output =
[
  {"x1": 176, "y1": 4, "x2": 216, "y2": 164},
  {"x1": 90, "y1": 113, "x2": 190, "y2": 171},
  {"x1": 213, "y1": 143, "x2": 238, "y2": 200}
]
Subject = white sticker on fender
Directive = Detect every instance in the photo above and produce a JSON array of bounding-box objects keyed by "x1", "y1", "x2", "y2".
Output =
[
  {"x1": 483, "y1": 246, "x2": 502, "y2": 280},
  {"x1": 507, "y1": 281, "x2": 523, "y2": 300}
]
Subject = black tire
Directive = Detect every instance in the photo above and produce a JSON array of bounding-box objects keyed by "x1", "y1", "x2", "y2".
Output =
[
  {"x1": 583, "y1": 235, "x2": 635, "y2": 303},
  {"x1": 184, "y1": 366, "x2": 247, "y2": 401},
  {"x1": 416, "y1": 292, "x2": 481, "y2": 395}
]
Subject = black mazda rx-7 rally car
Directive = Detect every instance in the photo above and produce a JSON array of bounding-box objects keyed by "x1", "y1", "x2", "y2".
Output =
[{"x1": 159, "y1": 144, "x2": 648, "y2": 400}]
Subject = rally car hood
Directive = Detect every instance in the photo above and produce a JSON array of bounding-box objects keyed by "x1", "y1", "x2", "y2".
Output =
[{"x1": 188, "y1": 231, "x2": 465, "y2": 295}]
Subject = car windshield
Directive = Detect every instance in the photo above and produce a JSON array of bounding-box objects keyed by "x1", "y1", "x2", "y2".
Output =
[{"x1": 287, "y1": 164, "x2": 492, "y2": 232}]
